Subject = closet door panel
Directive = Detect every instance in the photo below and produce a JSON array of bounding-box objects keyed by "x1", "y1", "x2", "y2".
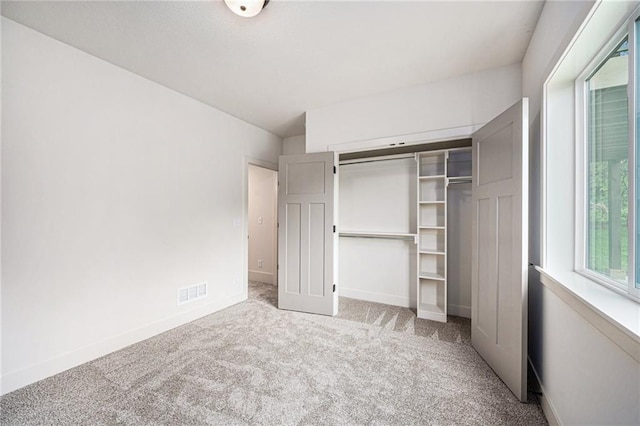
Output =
[
  {"x1": 278, "y1": 152, "x2": 338, "y2": 316},
  {"x1": 308, "y1": 203, "x2": 326, "y2": 297},
  {"x1": 284, "y1": 203, "x2": 302, "y2": 294},
  {"x1": 471, "y1": 98, "x2": 528, "y2": 402}
]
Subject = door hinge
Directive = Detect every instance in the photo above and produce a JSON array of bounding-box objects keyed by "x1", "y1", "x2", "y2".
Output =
[
  {"x1": 333, "y1": 225, "x2": 336, "y2": 233},
  {"x1": 333, "y1": 284, "x2": 336, "y2": 293},
  {"x1": 333, "y1": 166, "x2": 337, "y2": 174}
]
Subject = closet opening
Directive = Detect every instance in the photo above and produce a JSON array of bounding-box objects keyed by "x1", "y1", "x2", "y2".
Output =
[{"x1": 337, "y1": 138, "x2": 472, "y2": 321}]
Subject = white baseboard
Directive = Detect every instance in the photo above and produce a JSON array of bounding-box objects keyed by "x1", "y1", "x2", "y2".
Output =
[
  {"x1": 0, "y1": 292, "x2": 245, "y2": 396},
  {"x1": 447, "y1": 303, "x2": 471, "y2": 319},
  {"x1": 340, "y1": 287, "x2": 411, "y2": 308},
  {"x1": 528, "y1": 357, "x2": 561, "y2": 426},
  {"x1": 248, "y1": 270, "x2": 274, "y2": 285}
]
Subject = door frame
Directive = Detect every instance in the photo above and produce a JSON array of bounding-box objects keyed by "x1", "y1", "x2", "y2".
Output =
[{"x1": 243, "y1": 157, "x2": 278, "y2": 300}]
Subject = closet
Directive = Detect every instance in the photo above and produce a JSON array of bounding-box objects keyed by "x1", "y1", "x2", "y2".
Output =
[
  {"x1": 280, "y1": 98, "x2": 528, "y2": 400},
  {"x1": 338, "y1": 142, "x2": 472, "y2": 323}
]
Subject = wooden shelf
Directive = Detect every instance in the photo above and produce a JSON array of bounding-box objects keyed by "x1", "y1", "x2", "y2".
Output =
[
  {"x1": 419, "y1": 272, "x2": 445, "y2": 281},
  {"x1": 339, "y1": 231, "x2": 417, "y2": 242},
  {"x1": 418, "y1": 303, "x2": 445, "y2": 315},
  {"x1": 419, "y1": 250, "x2": 445, "y2": 255},
  {"x1": 448, "y1": 176, "x2": 472, "y2": 185}
]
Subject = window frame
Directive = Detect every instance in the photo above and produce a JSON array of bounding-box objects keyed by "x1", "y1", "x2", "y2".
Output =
[{"x1": 575, "y1": 8, "x2": 640, "y2": 302}]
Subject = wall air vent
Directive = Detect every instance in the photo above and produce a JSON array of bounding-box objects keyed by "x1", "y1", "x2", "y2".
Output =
[{"x1": 177, "y1": 282, "x2": 208, "y2": 305}]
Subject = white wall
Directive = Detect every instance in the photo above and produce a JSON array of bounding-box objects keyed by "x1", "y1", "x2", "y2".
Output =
[
  {"x1": 305, "y1": 63, "x2": 522, "y2": 153},
  {"x1": 522, "y1": 0, "x2": 595, "y2": 120},
  {"x1": 1, "y1": 18, "x2": 282, "y2": 394},
  {"x1": 248, "y1": 165, "x2": 277, "y2": 285},
  {"x1": 282, "y1": 134, "x2": 306, "y2": 155},
  {"x1": 523, "y1": 1, "x2": 640, "y2": 424}
]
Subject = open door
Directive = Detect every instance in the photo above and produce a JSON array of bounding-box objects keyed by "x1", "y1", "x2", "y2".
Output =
[
  {"x1": 278, "y1": 152, "x2": 338, "y2": 316},
  {"x1": 471, "y1": 98, "x2": 528, "y2": 401}
]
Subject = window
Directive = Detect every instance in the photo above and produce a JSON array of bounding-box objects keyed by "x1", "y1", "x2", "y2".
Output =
[{"x1": 578, "y1": 12, "x2": 640, "y2": 300}]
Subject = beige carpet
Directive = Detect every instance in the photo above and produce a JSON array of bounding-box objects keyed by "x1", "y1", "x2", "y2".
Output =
[
  {"x1": 1, "y1": 281, "x2": 546, "y2": 425},
  {"x1": 251, "y1": 281, "x2": 470, "y2": 344}
]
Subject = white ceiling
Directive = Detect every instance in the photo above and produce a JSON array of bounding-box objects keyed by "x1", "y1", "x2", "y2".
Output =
[{"x1": 1, "y1": 1, "x2": 544, "y2": 137}]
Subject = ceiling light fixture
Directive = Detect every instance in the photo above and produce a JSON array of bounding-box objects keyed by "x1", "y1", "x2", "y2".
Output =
[{"x1": 224, "y1": 0, "x2": 269, "y2": 18}]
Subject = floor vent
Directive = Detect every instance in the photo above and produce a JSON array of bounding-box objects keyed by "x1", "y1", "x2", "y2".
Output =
[{"x1": 177, "y1": 282, "x2": 207, "y2": 305}]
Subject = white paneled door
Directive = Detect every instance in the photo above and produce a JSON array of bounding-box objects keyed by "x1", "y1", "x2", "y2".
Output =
[
  {"x1": 471, "y1": 99, "x2": 529, "y2": 402},
  {"x1": 278, "y1": 152, "x2": 338, "y2": 316}
]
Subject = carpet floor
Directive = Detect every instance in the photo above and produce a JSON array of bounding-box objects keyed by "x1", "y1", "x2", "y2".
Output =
[
  {"x1": 252, "y1": 282, "x2": 472, "y2": 345},
  {"x1": 1, "y1": 282, "x2": 547, "y2": 425}
]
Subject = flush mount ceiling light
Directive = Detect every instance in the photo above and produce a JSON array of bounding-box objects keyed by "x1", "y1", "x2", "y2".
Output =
[{"x1": 224, "y1": 0, "x2": 269, "y2": 18}]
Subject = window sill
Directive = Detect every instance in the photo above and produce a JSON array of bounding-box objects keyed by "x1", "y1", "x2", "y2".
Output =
[{"x1": 535, "y1": 266, "x2": 640, "y2": 363}]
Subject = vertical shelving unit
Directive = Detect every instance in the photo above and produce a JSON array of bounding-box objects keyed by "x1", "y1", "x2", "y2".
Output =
[{"x1": 416, "y1": 151, "x2": 448, "y2": 322}]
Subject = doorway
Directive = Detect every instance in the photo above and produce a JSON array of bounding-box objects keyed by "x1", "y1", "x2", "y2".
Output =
[{"x1": 247, "y1": 163, "x2": 278, "y2": 287}]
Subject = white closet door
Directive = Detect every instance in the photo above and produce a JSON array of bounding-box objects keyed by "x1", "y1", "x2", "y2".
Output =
[
  {"x1": 278, "y1": 152, "x2": 338, "y2": 316},
  {"x1": 471, "y1": 98, "x2": 529, "y2": 402}
]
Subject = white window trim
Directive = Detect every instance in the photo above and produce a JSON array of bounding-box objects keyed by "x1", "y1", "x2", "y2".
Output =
[
  {"x1": 630, "y1": 8, "x2": 639, "y2": 300},
  {"x1": 536, "y1": 266, "x2": 640, "y2": 362},
  {"x1": 574, "y1": 10, "x2": 640, "y2": 302}
]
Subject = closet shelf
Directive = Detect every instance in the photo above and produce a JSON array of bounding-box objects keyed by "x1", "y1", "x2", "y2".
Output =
[
  {"x1": 419, "y1": 272, "x2": 445, "y2": 281},
  {"x1": 447, "y1": 176, "x2": 472, "y2": 184},
  {"x1": 419, "y1": 201, "x2": 445, "y2": 205},
  {"x1": 419, "y1": 225, "x2": 445, "y2": 230},
  {"x1": 419, "y1": 175, "x2": 446, "y2": 180},
  {"x1": 339, "y1": 231, "x2": 417, "y2": 242},
  {"x1": 419, "y1": 250, "x2": 445, "y2": 255}
]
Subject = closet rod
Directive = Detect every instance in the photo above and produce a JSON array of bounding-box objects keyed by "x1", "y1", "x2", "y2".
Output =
[{"x1": 339, "y1": 153, "x2": 415, "y2": 166}]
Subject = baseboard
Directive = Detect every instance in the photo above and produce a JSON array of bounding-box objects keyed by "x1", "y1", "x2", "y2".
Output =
[
  {"x1": 248, "y1": 270, "x2": 274, "y2": 285},
  {"x1": 0, "y1": 292, "x2": 245, "y2": 396},
  {"x1": 447, "y1": 303, "x2": 471, "y2": 319},
  {"x1": 528, "y1": 357, "x2": 562, "y2": 426},
  {"x1": 340, "y1": 287, "x2": 411, "y2": 308}
]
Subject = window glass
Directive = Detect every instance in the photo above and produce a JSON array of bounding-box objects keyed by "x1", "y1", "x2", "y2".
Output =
[{"x1": 586, "y1": 38, "x2": 629, "y2": 284}]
